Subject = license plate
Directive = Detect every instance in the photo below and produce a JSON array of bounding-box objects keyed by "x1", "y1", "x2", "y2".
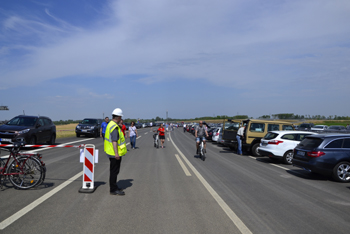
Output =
[
  {"x1": 0, "y1": 138, "x2": 12, "y2": 142},
  {"x1": 296, "y1": 150, "x2": 305, "y2": 156},
  {"x1": 82, "y1": 130, "x2": 88, "y2": 132}
]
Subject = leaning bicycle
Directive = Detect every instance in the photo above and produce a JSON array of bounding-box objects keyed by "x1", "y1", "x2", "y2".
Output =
[{"x1": 0, "y1": 142, "x2": 46, "y2": 189}]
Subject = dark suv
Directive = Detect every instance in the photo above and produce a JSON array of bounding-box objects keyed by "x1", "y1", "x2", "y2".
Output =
[
  {"x1": 75, "y1": 118, "x2": 102, "y2": 137},
  {"x1": 293, "y1": 134, "x2": 350, "y2": 182},
  {"x1": 0, "y1": 115, "x2": 56, "y2": 144}
]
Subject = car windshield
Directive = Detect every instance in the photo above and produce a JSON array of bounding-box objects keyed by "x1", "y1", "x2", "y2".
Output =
[
  {"x1": 7, "y1": 117, "x2": 38, "y2": 126},
  {"x1": 263, "y1": 132, "x2": 278, "y2": 140},
  {"x1": 224, "y1": 122, "x2": 240, "y2": 130},
  {"x1": 298, "y1": 137, "x2": 323, "y2": 149},
  {"x1": 81, "y1": 119, "x2": 97, "y2": 124},
  {"x1": 299, "y1": 124, "x2": 311, "y2": 128}
]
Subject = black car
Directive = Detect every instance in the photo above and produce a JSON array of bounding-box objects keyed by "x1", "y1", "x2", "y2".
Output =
[
  {"x1": 324, "y1": 125, "x2": 347, "y2": 133},
  {"x1": 293, "y1": 134, "x2": 350, "y2": 182},
  {"x1": 298, "y1": 123, "x2": 314, "y2": 131},
  {"x1": 0, "y1": 115, "x2": 56, "y2": 144},
  {"x1": 75, "y1": 118, "x2": 102, "y2": 137}
]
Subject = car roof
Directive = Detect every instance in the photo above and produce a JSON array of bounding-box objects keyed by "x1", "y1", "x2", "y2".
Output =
[
  {"x1": 15, "y1": 115, "x2": 50, "y2": 119},
  {"x1": 268, "y1": 130, "x2": 317, "y2": 134},
  {"x1": 306, "y1": 133, "x2": 350, "y2": 138}
]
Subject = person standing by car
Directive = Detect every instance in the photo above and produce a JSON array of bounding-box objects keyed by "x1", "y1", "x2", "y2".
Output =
[
  {"x1": 158, "y1": 123, "x2": 166, "y2": 148},
  {"x1": 100, "y1": 117, "x2": 109, "y2": 139},
  {"x1": 195, "y1": 121, "x2": 209, "y2": 154},
  {"x1": 129, "y1": 121, "x2": 138, "y2": 149},
  {"x1": 236, "y1": 125, "x2": 245, "y2": 155},
  {"x1": 104, "y1": 108, "x2": 127, "y2": 196}
]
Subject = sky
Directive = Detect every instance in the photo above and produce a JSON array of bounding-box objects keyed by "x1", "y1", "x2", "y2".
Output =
[{"x1": 0, "y1": 0, "x2": 350, "y2": 121}]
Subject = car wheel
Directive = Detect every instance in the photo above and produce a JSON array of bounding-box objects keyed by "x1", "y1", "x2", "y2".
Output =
[
  {"x1": 47, "y1": 134, "x2": 56, "y2": 145},
  {"x1": 29, "y1": 136, "x2": 36, "y2": 145},
  {"x1": 333, "y1": 162, "x2": 350, "y2": 182},
  {"x1": 283, "y1": 150, "x2": 293, "y2": 165},
  {"x1": 76, "y1": 133, "x2": 80, "y2": 137},
  {"x1": 251, "y1": 143, "x2": 260, "y2": 156}
]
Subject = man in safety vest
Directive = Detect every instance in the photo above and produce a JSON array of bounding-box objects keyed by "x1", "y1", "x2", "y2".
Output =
[{"x1": 104, "y1": 108, "x2": 127, "y2": 195}]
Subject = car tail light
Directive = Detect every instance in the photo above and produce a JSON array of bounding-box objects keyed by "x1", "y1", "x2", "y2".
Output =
[
  {"x1": 268, "y1": 140, "x2": 283, "y2": 145},
  {"x1": 216, "y1": 133, "x2": 219, "y2": 136},
  {"x1": 307, "y1": 151, "x2": 325, "y2": 157}
]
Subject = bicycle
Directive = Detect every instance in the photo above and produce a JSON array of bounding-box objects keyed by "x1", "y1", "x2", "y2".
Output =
[
  {"x1": 153, "y1": 133, "x2": 159, "y2": 149},
  {"x1": 0, "y1": 141, "x2": 46, "y2": 189},
  {"x1": 198, "y1": 139, "x2": 206, "y2": 161}
]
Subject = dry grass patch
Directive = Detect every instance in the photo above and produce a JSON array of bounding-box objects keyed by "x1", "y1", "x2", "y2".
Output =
[{"x1": 56, "y1": 123, "x2": 77, "y2": 139}]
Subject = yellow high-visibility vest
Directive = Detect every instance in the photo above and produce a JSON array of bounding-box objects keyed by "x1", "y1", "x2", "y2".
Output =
[{"x1": 104, "y1": 121, "x2": 127, "y2": 157}]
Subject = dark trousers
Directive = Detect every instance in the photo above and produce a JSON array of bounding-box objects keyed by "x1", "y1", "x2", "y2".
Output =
[{"x1": 109, "y1": 157, "x2": 122, "y2": 192}]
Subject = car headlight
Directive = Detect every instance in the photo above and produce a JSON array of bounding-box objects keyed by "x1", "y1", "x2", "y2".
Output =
[
  {"x1": 77, "y1": 126, "x2": 81, "y2": 129},
  {"x1": 17, "y1": 129, "x2": 30, "y2": 134},
  {"x1": 90, "y1": 126, "x2": 95, "y2": 129}
]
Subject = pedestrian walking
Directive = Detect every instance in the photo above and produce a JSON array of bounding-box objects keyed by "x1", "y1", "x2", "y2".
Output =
[
  {"x1": 100, "y1": 117, "x2": 109, "y2": 139},
  {"x1": 104, "y1": 108, "x2": 127, "y2": 196},
  {"x1": 158, "y1": 123, "x2": 166, "y2": 148},
  {"x1": 236, "y1": 125, "x2": 245, "y2": 155},
  {"x1": 129, "y1": 121, "x2": 138, "y2": 149}
]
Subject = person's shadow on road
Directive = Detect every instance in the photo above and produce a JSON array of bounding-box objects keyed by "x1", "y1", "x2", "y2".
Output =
[{"x1": 118, "y1": 179, "x2": 134, "y2": 190}]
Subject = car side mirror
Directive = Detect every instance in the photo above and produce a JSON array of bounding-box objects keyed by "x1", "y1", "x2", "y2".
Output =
[{"x1": 36, "y1": 123, "x2": 42, "y2": 128}]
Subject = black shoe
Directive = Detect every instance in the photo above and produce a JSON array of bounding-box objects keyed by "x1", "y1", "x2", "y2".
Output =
[{"x1": 110, "y1": 189, "x2": 125, "y2": 196}]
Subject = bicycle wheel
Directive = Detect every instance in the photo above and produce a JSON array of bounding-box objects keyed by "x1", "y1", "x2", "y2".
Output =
[{"x1": 7, "y1": 157, "x2": 43, "y2": 189}]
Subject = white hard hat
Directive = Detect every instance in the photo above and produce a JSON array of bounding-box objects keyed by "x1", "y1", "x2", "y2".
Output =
[{"x1": 112, "y1": 108, "x2": 123, "y2": 116}]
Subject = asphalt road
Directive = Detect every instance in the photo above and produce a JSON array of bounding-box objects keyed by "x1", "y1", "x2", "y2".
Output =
[{"x1": 1, "y1": 128, "x2": 350, "y2": 234}]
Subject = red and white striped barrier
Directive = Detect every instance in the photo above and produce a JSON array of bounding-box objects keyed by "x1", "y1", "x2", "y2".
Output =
[
  {"x1": 0, "y1": 144, "x2": 85, "y2": 148},
  {"x1": 79, "y1": 144, "x2": 96, "y2": 193}
]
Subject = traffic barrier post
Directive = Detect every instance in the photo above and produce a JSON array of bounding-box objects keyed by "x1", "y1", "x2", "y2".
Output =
[{"x1": 79, "y1": 144, "x2": 97, "y2": 193}]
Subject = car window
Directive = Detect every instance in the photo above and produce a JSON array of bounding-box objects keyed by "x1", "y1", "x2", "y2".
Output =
[
  {"x1": 325, "y1": 139, "x2": 343, "y2": 149},
  {"x1": 268, "y1": 124, "x2": 279, "y2": 131},
  {"x1": 224, "y1": 122, "x2": 239, "y2": 130},
  {"x1": 264, "y1": 132, "x2": 278, "y2": 140},
  {"x1": 343, "y1": 139, "x2": 350, "y2": 148},
  {"x1": 38, "y1": 118, "x2": 45, "y2": 127},
  {"x1": 281, "y1": 134, "x2": 295, "y2": 140},
  {"x1": 43, "y1": 118, "x2": 52, "y2": 126},
  {"x1": 298, "y1": 138, "x2": 323, "y2": 149},
  {"x1": 7, "y1": 117, "x2": 38, "y2": 126},
  {"x1": 296, "y1": 134, "x2": 312, "y2": 141},
  {"x1": 283, "y1": 125, "x2": 294, "y2": 130},
  {"x1": 250, "y1": 123, "x2": 265, "y2": 132},
  {"x1": 82, "y1": 119, "x2": 97, "y2": 124}
]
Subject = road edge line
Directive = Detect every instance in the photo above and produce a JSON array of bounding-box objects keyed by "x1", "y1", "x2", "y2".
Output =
[{"x1": 169, "y1": 133, "x2": 253, "y2": 234}]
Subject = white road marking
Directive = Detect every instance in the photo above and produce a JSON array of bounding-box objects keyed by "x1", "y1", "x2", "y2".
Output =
[
  {"x1": 175, "y1": 154, "x2": 191, "y2": 176},
  {"x1": 169, "y1": 133, "x2": 252, "y2": 234},
  {"x1": 248, "y1": 156, "x2": 290, "y2": 170},
  {"x1": 145, "y1": 132, "x2": 148, "y2": 135},
  {"x1": 0, "y1": 171, "x2": 83, "y2": 230},
  {"x1": 136, "y1": 136, "x2": 141, "y2": 139}
]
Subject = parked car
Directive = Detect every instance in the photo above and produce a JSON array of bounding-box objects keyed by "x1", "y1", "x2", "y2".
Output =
[
  {"x1": 206, "y1": 128, "x2": 216, "y2": 141},
  {"x1": 222, "y1": 119, "x2": 295, "y2": 156},
  {"x1": 212, "y1": 127, "x2": 221, "y2": 142},
  {"x1": 258, "y1": 131, "x2": 317, "y2": 164},
  {"x1": 135, "y1": 123, "x2": 142, "y2": 129},
  {"x1": 298, "y1": 123, "x2": 315, "y2": 131},
  {"x1": 293, "y1": 134, "x2": 350, "y2": 182},
  {"x1": 311, "y1": 125, "x2": 328, "y2": 131},
  {"x1": 0, "y1": 115, "x2": 56, "y2": 144},
  {"x1": 76, "y1": 118, "x2": 102, "y2": 137},
  {"x1": 325, "y1": 125, "x2": 347, "y2": 132},
  {"x1": 217, "y1": 129, "x2": 225, "y2": 145}
]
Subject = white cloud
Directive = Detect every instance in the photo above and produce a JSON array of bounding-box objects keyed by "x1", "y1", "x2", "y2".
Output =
[{"x1": 1, "y1": 0, "x2": 350, "y2": 93}]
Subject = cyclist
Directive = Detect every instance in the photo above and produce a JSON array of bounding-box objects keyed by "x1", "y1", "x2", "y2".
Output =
[
  {"x1": 195, "y1": 121, "x2": 209, "y2": 154},
  {"x1": 157, "y1": 123, "x2": 166, "y2": 148}
]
